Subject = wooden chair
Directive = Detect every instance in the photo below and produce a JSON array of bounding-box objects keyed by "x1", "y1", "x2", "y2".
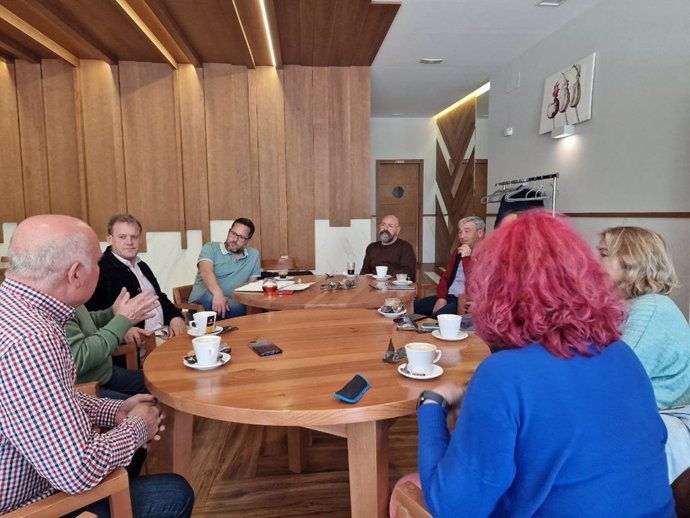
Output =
[
  {"x1": 392, "y1": 481, "x2": 432, "y2": 518},
  {"x1": 2, "y1": 467, "x2": 132, "y2": 518},
  {"x1": 111, "y1": 332, "x2": 157, "y2": 369},
  {"x1": 2, "y1": 383, "x2": 134, "y2": 517},
  {"x1": 172, "y1": 284, "x2": 204, "y2": 324},
  {"x1": 261, "y1": 256, "x2": 297, "y2": 272}
]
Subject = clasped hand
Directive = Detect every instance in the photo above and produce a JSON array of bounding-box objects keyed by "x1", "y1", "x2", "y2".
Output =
[{"x1": 115, "y1": 394, "x2": 165, "y2": 446}]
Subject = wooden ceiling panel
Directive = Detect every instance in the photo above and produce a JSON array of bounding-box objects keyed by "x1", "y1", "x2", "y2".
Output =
[
  {"x1": 0, "y1": 0, "x2": 399, "y2": 68},
  {"x1": 0, "y1": 0, "x2": 115, "y2": 62},
  {"x1": 162, "y1": 0, "x2": 253, "y2": 66},
  {"x1": 353, "y1": 2, "x2": 400, "y2": 66}
]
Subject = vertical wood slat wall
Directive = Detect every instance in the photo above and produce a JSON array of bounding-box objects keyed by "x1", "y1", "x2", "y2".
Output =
[{"x1": 0, "y1": 60, "x2": 371, "y2": 268}]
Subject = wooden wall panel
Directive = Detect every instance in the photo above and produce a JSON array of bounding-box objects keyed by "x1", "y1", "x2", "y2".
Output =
[
  {"x1": 41, "y1": 59, "x2": 84, "y2": 219},
  {"x1": 203, "y1": 64, "x2": 252, "y2": 220},
  {"x1": 0, "y1": 63, "x2": 25, "y2": 229},
  {"x1": 119, "y1": 61, "x2": 181, "y2": 234},
  {"x1": 312, "y1": 67, "x2": 330, "y2": 220},
  {"x1": 284, "y1": 66, "x2": 314, "y2": 268},
  {"x1": 14, "y1": 60, "x2": 50, "y2": 216},
  {"x1": 349, "y1": 66, "x2": 370, "y2": 218},
  {"x1": 327, "y1": 67, "x2": 351, "y2": 227},
  {"x1": 79, "y1": 60, "x2": 127, "y2": 238},
  {"x1": 177, "y1": 64, "x2": 210, "y2": 243},
  {"x1": 251, "y1": 67, "x2": 286, "y2": 260}
]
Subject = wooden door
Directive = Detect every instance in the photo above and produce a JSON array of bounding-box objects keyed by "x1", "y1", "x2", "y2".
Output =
[{"x1": 375, "y1": 160, "x2": 423, "y2": 262}]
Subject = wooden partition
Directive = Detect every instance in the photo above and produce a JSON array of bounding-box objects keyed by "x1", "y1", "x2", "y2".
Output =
[{"x1": 0, "y1": 60, "x2": 371, "y2": 268}]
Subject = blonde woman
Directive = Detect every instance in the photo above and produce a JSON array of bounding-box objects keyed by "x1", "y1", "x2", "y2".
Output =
[
  {"x1": 598, "y1": 227, "x2": 690, "y2": 408},
  {"x1": 599, "y1": 226, "x2": 690, "y2": 516}
]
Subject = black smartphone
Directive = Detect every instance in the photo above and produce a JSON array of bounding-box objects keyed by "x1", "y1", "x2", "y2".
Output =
[
  {"x1": 333, "y1": 374, "x2": 370, "y2": 404},
  {"x1": 248, "y1": 339, "x2": 283, "y2": 357}
]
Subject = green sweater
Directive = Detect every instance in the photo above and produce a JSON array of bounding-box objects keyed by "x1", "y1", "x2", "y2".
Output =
[{"x1": 65, "y1": 305, "x2": 132, "y2": 385}]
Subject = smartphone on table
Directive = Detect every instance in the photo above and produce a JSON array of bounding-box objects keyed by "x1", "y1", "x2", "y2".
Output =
[{"x1": 248, "y1": 339, "x2": 283, "y2": 357}]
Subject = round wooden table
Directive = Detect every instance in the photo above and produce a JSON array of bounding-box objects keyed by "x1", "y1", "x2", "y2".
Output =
[
  {"x1": 232, "y1": 274, "x2": 417, "y2": 311},
  {"x1": 144, "y1": 308, "x2": 489, "y2": 518}
]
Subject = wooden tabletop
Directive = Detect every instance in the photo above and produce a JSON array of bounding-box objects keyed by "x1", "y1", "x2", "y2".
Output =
[
  {"x1": 231, "y1": 274, "x2": 418, "y2": 311},
  {"x1": 144, "y1": 308, "x2": 489, "y2": 518}
]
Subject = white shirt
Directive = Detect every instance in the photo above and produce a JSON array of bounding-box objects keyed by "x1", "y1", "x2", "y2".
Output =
[{"x1": 112, "y1": 253, "x2": 165, "y2": 331}]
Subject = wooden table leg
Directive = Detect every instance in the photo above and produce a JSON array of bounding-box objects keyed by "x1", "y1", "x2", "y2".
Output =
[
  {"x1": 346, "y1": 419, "x2": 395, "y2": 518},
  {"x1": 146, "y1": 404, "x2": 193, "y2": 479},
  {"x1": 287, "y1": 427, "x2": 310, "y2": 473}
]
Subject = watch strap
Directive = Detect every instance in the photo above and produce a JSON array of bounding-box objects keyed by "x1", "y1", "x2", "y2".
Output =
[{"x1": 417, "y1": 390, "x2": 449, "y2": 410}]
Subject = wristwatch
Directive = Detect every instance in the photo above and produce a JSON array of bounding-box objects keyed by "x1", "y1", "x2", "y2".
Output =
[{"x1": 416, "y1": 390, "x2": 450, "y2": 410}]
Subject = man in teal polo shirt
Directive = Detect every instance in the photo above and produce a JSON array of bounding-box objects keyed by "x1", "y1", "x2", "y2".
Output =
[{"x1": 189, "y1": 218, "x2": 260, "y2": 318}]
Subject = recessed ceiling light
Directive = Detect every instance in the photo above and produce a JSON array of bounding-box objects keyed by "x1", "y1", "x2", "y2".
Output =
[
  {"x1": 536, "y1": 0, "x2": 568, "y2": 6},
  {"x1": 419, "y1": 58, "x2": 443, "y2": 64}
]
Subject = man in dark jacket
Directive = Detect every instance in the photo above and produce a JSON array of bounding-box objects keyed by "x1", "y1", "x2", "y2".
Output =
[{"x1": 86, "y1": 213, "x2": 186, "y2": 344}]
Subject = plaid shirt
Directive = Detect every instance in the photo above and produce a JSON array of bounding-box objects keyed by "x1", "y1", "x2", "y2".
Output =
[{"x1": 0, "y1": 278, "x2": 149, "y2": 514}]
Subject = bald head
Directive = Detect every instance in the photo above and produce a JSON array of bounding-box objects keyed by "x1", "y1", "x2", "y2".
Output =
[
  {"x1": 378, "y1": 215, "x2": 401, "y2": 245},
  {"x1": 8, "y1": 215, "x2": 101, "y2": 305}
]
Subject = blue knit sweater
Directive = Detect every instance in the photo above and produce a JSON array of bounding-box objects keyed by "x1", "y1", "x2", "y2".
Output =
[
  {"x1": 418, "y1": 342, "x2": 674, "y2": 518},
  {"x1": 623, "y1": 294, "x2": 690, "y2": 409}
]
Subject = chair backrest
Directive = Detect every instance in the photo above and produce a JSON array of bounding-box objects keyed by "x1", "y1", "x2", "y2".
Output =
[
  {"x1": 2, "y1": 468, "x2": 132, "y2": 518},
  {"x1": 261, "y1": 256, "x2": 297, "y2": 271},
  {"x1": 392, "y1": 481, "x2": 431, "y2": 518},
  {"x1": 172, "y1": 285, "x2": 194, "y2": 306}
]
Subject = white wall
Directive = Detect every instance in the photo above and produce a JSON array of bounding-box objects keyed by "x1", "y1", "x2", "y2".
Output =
[{"x1": 488, "y1": 0, "x2": 690, "y2": 317}]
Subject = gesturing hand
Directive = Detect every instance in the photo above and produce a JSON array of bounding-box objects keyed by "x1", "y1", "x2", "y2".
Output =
[{"x1": 112, "y1": 287, "x2": 159, "y2": 325}]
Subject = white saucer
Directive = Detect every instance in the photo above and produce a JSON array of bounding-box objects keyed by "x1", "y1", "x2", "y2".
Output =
[
  {"x1": 373, "y1": 274, "x2": 391, "y2": 281},
  {"x1": 377, "y1": 307, "x2": 406, "y2": 319},
  {"x1": 187, "y1": 326, "x2": 222, "y2": 337},
  {"x1": 432, "y1": 330, "x2": 469, "y2": 342},
  {"x1": 392, "y1": 280, "x2": 413, "y2": 286},
  {"x1": 398, "y1": 363, "x2": 444, "y2": 380},
  {"x1": 183, "y1": 352, "x2": 231, "y2": 371},
  {"x1": 342, "y1": 272, "x2": 357, "y2": 278},
  {"x1": 276, "y1": 276, "x2": 294, "y2": 280}
]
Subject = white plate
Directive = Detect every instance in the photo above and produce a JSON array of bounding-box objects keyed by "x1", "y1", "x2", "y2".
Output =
[
  {"x1": 392, "y1": 280, "x2": 413, "y2": 286},
  {"x1": 377, "y1": 307, "x2": 406, "y2": 319},
  {"x1": 187, "y1": 326, "x2": 222, "y2": 337},
  {"x1": 432, "y1": 330, "x2": 469, "y2": 342},
  {"x1": 275, "y1": 276, "x2": 294, "y2": 280},
  {"x1": 342, "y1": 272, "x2": 358, "y2": 278},
  {"x1": 398, "y1": 363, "x2": 444, "y2": 380},
  {"x1": 373, "y1": 274, "x2": 391, "y2": 281},
  {"x1": 183, "y1": 352, "x2": 231, "y2": 371}
]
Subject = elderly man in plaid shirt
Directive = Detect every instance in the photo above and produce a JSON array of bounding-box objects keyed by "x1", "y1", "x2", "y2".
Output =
[{"x1": 0, "y1": 215, "x2": 194, "y2": 517}]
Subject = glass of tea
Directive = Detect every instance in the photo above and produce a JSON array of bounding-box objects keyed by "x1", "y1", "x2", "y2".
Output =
[
  {"x1": 262, "y1": 277, "x2": 278, "y2": 296},
  {"x1": 346, "y1": 261, "x2": 356, "y2": 276}
]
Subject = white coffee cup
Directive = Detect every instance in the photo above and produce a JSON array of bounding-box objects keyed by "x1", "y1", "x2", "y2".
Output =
[
  {"x1": 438, "y1": 314, "x2": 462, "y2": 339},
  {"x1": 191, "y1": 311, "x2": 216, "y2": 335},
  {"x1": 376, "y1": 266, "x2": 388, "y2": 278},
  {"x1": 192, "y1": 335, "x2": 221, "y2": 366},
  {"x1": 396, "y1": 273, "x2": 408, "y2": 282},
  {"x1": 405, "y1": 342, "x2": 442, "y2": 375}
]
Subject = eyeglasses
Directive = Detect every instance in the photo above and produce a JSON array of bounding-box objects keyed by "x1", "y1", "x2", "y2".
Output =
[{"x1": 229, "y1": 230, "x2": 250, "y2": 242}]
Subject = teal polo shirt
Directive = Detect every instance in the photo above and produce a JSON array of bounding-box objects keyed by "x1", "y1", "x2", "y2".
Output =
[{"x1": 189, "y1": 242, "x2": 261, "y2": 302}]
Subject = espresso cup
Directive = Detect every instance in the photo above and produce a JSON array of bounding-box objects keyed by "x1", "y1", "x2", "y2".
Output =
[
  {"x1": 191, "y1": 311, "x2": 216, "y2": 335},
  {"x1": 192, "y1": 335, "x2": 221, "y2": 366},
  {"x1": 278, "y1": 269, "x2": 288, "y2": 279},
  {"x1": 346, "y1": 261, "x2": 356, "y2": 276},
  {"x1": 376, "y1": 266, "x2": 388, "y2": 278},
  {"x1": 396, "y1": 273, "x2": 408, "y2": 282},
  {"x1": 438, "y1": 314, "x2": 462, "y2": 339},
  {"x1": 405, "y1": 342, "x2": 442, "y2": 375}
]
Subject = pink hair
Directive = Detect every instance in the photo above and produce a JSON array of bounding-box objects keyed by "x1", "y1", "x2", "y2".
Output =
[{"x1": 467, "y1": 210, "x2": 626, "y2": 358}]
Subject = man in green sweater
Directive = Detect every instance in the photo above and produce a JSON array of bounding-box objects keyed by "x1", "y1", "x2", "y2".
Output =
[{"x1": 66, "y1": 287, "x2": 158, "y2": 400}]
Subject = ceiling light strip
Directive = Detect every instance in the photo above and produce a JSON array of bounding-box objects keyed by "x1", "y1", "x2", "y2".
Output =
[
  {"x1": 259, "y1": 0, "x2": 277, "y2": 68},
  {"x1": 434, "y1": 82, "x2": 490, "y2": 119}
]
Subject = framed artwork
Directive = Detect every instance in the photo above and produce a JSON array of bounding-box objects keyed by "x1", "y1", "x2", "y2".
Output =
[{"x1": 539, "y1": 53, "x2": 596, "y2": 134}]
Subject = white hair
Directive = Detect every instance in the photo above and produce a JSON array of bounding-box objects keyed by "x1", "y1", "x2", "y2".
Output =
[{"x1": 8, "y1": 233, "x2": 95, "y2": 288}]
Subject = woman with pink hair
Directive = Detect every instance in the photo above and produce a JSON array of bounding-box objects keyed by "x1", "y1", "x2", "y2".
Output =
[{"x1": 415, "y1": 211, "x2": 673, "y2": 517}]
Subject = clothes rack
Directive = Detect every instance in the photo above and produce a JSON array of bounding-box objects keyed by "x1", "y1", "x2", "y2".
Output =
[{"x1": 493, "y1": 172, "x2": 559, "y2": 215}]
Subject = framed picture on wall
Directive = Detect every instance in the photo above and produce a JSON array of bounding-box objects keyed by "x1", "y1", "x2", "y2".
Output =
[{"x1": 539, "y1": 53, "x2": 596, "y2": 134}]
